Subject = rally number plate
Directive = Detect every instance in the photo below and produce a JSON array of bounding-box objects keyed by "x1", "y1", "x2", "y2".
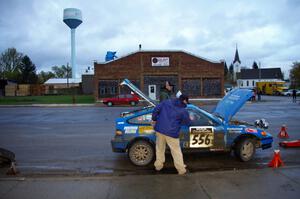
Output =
[{"x1": 189, "y1": 126, "x2": 214, "y2": 148}]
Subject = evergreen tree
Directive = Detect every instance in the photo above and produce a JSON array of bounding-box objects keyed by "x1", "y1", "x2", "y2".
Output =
[
  {"x1": 18, "y1": 55, "x2": 38, "y2": 84},
  {"x1": 229, "y1": 63, "x2": 234, "y2": 81},
  {"x1": 252, "y1": 61, "x2": 259, "y2": 69},
  {"x1": 224, "y1": 62, "x2": 228, "y2": 77}
]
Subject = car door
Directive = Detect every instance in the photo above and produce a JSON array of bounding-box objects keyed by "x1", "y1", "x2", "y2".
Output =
[
  {"x1": 180, "y1": 108, "x2": 225, "y2": 151},
  {"x1": 116, "y1": 94, "x2": 124, "y2": 105}
]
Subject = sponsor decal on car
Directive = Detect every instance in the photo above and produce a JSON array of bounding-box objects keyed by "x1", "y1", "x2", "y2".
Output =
[
  {"x1": 227, "y1": 127, "x2": 243, "y2": 134},
  {"x1": 124, "y1": 126, "x2": 138, "y2": 134},
  {"x1": 245, "y1": 128, "x2": 258, "y2": 133},
  {"x1": 139, "y1": 126, "x2": 155, "y2": 134}
]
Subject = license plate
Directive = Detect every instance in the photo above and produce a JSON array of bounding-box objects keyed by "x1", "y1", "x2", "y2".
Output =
[{"x1": 189, "y1": 126, "x2": 214, "y2": 148}]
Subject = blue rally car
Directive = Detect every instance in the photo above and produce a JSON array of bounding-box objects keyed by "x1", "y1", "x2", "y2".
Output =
[{"x1": 111, "y1": 79, "x2": 273, "y2": 166}]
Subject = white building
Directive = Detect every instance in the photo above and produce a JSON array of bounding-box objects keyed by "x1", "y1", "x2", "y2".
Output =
[
  {"x1": 236, "y1": 68, "x2": 283, "y2": 89},
  {"x1": 44, "y1": 78, "x2": 81, "y2": 94}
]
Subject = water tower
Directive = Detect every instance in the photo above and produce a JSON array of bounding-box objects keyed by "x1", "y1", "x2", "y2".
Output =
[{"x1": 63, "y1": 8, "x2": 82, "y2": 79}]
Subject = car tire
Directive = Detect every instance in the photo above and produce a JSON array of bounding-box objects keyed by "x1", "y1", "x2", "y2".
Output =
[
  {"x1": 128, "y1": 140, "x2": 154, "y2": 166},
  {"x1": 107, "y1": 102, "x2": 113, "y2": 106},
  {"x1": 130, "y1": 101, "x2": 136, "y2": 106},
  {"x1": 234, "y1": 138, "x2": 256, "y2": 162}
]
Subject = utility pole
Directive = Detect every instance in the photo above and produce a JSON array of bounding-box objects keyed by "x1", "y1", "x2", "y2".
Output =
[
  {"x1": 259, "y1": 62, "x2": 261, "y2": 82},
  {"x1": 67, "y1": 63, "x2": 69, "y2": 88}
]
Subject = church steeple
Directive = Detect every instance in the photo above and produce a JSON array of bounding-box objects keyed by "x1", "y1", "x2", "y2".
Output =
[{"x1": 233, "y1": 44, "x2": 241, "y2": 64}]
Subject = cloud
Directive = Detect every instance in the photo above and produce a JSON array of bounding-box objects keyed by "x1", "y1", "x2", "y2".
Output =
[{"x1": 0, "y1": 0, "x2": 299, "y2": 76}]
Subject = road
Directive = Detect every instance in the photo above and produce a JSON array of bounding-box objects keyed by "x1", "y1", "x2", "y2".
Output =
[{"x1": 0, "y1": 95, "x2": 299, "y2": 176}]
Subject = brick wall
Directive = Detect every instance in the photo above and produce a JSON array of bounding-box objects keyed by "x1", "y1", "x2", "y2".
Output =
[{"x1": 94, "y1": 51, "x2": 224, "y2": 100}]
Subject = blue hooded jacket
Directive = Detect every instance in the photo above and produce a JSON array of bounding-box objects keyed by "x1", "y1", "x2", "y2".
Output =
[{"x1": 152, "y1": 98, "x2": 191, "y2": 138}]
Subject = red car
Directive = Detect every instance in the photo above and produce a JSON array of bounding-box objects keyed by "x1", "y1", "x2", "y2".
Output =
[{"x1": 102, "y1": 94, "x2": 140, "y2": 106}]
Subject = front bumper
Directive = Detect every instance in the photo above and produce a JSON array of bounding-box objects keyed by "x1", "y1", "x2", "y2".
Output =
[
  {"x1": 260, "y1": 137, "x2": 273, "y2": 150},
  {"x1": 111, "y1": 138, "x2": 127, "y2": 153}
]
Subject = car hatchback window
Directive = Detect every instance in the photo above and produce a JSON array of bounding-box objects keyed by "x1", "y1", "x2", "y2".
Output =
[{"x1": 128, "y1": 113, "x2": 152, "y2": 124}]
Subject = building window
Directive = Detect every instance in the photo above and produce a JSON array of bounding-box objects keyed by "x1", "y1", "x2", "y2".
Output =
[
  {"x1": 100, "y1": 88, "x2": 105, "y2": 95},
  {"x1": 247, "y1": 81, "x2": 249, "y2": 87},
  {"x1": 252, "y1": 80, "x2": 255, "y2": 87},
  {"x1": 98, "y1": 80, "x2": 119, "y2": 98},
  {"x1": 182, "y1": 79, "x2": 201, "y2": 97},
  {"x1": 203, "y1": 78, "x2": 221, "y2": 97}
]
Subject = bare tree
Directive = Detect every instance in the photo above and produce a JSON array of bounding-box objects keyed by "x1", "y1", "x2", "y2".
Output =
[
  {"x1": 51, "y1": 65, "x2": 72, "y2": 78},
  {"x1": 0, "y1": 48, "x2": 23, "y2": 79}
]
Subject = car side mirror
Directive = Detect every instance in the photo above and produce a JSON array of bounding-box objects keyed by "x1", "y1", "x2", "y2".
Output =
[
  {"x1": 120, "y1": 111, "x2": 130, "y2": 117},
  {"x1": 254, "y1": 119, "x2": 269, "y2": 129}
]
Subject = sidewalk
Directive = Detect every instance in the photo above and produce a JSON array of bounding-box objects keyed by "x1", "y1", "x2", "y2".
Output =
[{"x1": 1, "y1": 167, "x2": 299, "y2": 199}]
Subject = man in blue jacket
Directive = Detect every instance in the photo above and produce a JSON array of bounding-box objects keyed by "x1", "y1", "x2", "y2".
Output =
[{"x1": 152, "y1": 94, "x2": 191, "y2": 175}]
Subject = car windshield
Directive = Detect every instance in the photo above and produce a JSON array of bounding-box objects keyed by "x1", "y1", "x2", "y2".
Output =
[{"x1": 191, "y1": 105, "x2": 223, "y2": 124}]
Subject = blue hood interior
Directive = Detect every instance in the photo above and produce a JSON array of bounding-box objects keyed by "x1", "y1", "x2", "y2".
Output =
[{"x1": 213, "y1": 89, "x2": 253, "y2": 123}]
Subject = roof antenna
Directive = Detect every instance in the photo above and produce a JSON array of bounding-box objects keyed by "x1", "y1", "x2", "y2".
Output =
[{"x1": 139, "y1": 44, "x2": 142, "y2": 51}]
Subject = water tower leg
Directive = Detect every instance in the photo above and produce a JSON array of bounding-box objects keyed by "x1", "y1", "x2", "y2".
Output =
[{"x1": 71, "y1": 28, "x2": 76, "y2": 79}]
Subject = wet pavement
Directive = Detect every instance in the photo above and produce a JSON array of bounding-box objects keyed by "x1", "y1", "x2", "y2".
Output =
[
  {"x1": 0, "y1": 167, "x2": 299, "y2": 199},
  {"x1": 0, "y1": 95, "x2": 299, "y2": 176}
]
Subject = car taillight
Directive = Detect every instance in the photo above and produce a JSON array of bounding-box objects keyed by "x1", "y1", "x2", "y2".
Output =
[{"x1": 115, "y1": 130, "x2": 123, "y2": 136}]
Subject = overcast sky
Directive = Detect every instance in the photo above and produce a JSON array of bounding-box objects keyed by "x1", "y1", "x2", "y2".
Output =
[{"x1": 0, "y1": 0, "x2": 299, "y2": 77}]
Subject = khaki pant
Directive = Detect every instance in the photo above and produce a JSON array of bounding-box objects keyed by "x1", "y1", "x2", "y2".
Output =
[{"x1": 154, "y1": 132, "x2": 186, "y2": 174}]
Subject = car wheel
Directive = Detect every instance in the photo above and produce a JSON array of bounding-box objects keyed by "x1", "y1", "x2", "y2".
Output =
[
  {"x1": 234, "y1": 138, "x2": 256, "y2": 162},
  {"x1": 130, "y1": 101, "x2": 136, "y2": 106},
  {"x1": 107, "y1": 102, "x2": 113, "y2": 106},
  {"x1": 128, "y1": 140, "x2": 154, "y2": 166}
]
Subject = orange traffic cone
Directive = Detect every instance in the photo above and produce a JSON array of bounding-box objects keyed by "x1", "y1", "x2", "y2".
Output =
[
  {"x1": 277, "y1": 125, "x2": 289, "y2": 138},
  {"x1": 268, "y1": 150, "x2": 284, "y2": 168}
]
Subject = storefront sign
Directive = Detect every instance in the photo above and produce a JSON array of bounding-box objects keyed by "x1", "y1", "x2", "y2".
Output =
[{"x1": 151, "y1": 57, "x2": 170, "y2": 66}]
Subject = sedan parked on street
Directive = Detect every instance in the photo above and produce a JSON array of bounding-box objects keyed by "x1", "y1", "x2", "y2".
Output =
[
  {"x1": 103, "y1": 94, "x2": 140, "y2": 106},
  {"x1": 281, "y1": 89, "x2": 300, "y2": 96}
]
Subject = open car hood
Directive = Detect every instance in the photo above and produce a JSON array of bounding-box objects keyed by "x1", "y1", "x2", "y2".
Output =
[
  {"x1": 120, "y1": 79, "x2": 157, "y2": 107},
  {"x1": 213, "y1": 88, "x2": 253, "y2": 123}
]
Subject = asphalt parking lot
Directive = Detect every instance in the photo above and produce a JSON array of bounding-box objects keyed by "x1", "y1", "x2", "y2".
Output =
[
  {"x1": 0, "y1": 95, "x2": 299, "y2": 176},
  {"x1": 0, "y1": 95, "x2": 300, "y2": 199}
]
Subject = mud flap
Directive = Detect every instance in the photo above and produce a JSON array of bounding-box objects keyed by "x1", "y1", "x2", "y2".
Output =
[{"x1": 0, "y1": 148, "x2": 15, "y2": 165}]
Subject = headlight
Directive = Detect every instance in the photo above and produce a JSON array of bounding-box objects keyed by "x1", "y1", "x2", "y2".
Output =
[{"x1": 115, "y1": 130, "x2": 123, "y2": 136}]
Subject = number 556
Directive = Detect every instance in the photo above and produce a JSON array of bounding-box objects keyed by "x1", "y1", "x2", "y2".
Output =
[{"x1": 192, "y1": 134, "x2": 211, "y2": 146}]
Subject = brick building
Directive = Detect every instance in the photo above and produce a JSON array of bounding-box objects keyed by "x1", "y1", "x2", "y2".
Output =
[{"x1": 94, "y1": 50, "x2": 224, "y2": 100}]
